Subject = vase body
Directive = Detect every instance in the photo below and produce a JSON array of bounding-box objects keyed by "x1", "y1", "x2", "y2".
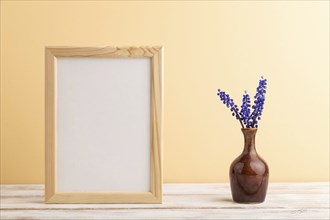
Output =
[{"x1": 230, "y1": 128, "x2": 269, "y2": 203}]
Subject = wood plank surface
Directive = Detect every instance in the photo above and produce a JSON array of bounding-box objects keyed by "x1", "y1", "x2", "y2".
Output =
[{"x1": 1, "y1": 183, "x2": 329, "y2": 219}]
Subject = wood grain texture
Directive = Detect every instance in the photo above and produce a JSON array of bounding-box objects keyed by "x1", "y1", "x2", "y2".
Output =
[
  {"x1": 150, "y1": 47, "x2": 164, "y2": 202},
  {"x1": 46, "y1": 46, "x2": 162, "y2": 58},
  {"x1": 1, "y1": 183, "x2": 329, "y2": 219},
  {"x1": 44, "y1": 46, "x2": 163, "y2": 203},
  {"x1": 45, "y1": 49, "x2": 56, "y2": 203}
]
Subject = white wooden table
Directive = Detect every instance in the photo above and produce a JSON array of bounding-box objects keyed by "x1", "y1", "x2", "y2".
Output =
[{"x1": 1, "y1": 183, "x2": 329, "y2": 219}]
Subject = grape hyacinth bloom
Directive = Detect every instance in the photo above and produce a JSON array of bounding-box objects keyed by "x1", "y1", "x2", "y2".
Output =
[
  {"x1": 217, "y1": 76, "x2": 267, "y2": 128},
  {"x1": 250, "y1": 77, "x2": 267, "y2": 128},
  {"x1": 217, "y1": 89, "x2": 244, "y2": 128},
  {"x1": 239, "y1": 91, "x2": 252, "y2": 128}
]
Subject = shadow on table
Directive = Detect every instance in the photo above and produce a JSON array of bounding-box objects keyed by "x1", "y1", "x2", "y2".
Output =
[{"x1": 218, "y1": 198, "x2": 234, "y2": 203}]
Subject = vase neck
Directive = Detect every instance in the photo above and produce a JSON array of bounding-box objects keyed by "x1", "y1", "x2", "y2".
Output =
[{"x1": 242, "y1": 128, "x2": 257, "y2": 154}]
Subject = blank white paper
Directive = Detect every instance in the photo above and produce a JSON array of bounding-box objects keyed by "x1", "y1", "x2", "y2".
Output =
[{"x1": 56, "y1": 57, "x2": 151, "y2": 192}]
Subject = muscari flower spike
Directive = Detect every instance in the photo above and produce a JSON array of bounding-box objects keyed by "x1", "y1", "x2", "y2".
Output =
[
  {"x1": 217, "y1": 89, "x2": 244, "y2": 128},
  {"x1": 250, "y1": 76, "x2": 267, "y2": 128},
  {"x1": 240, "y1": 91, "x2": 252, "y2": 128}
]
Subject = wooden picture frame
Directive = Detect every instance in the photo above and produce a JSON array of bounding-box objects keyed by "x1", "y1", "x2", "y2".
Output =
[{"x1": 45, "y1": 47, "x2": 163, "y2": 204}]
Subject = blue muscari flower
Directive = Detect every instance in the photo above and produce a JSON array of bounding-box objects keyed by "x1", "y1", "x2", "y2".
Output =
[
  {"x1": 239, "y1": 91, "x2": 252, "y2": 128},
  {"x1": 250, "y1": 76, "x2": 267, "y2": 128},
  {"x1": 217, "y1": 76, "x2": 267, "y2": 128},
  {"x1": 217, "y1": 89, "x2": 244, "y2": 128}
]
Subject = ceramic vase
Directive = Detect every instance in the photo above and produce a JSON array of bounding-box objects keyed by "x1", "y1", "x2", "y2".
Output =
[{"x1": 230, "y1": 128, "x2": 269, "y2": 203}]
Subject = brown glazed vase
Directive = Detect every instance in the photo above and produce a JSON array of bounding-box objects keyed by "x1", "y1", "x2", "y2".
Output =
[{"x1": 230, "y1": 128, "x2": 269, "y2": 203}]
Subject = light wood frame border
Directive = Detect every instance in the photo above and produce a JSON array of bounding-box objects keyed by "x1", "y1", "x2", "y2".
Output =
[{"x1": 45, "y1": 46, "x2": 163, "y2": 204}]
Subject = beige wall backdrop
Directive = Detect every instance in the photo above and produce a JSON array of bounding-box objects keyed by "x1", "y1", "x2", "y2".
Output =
[{"x1": 1, "y1": 1, "x2": 329, "y2": 183}]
